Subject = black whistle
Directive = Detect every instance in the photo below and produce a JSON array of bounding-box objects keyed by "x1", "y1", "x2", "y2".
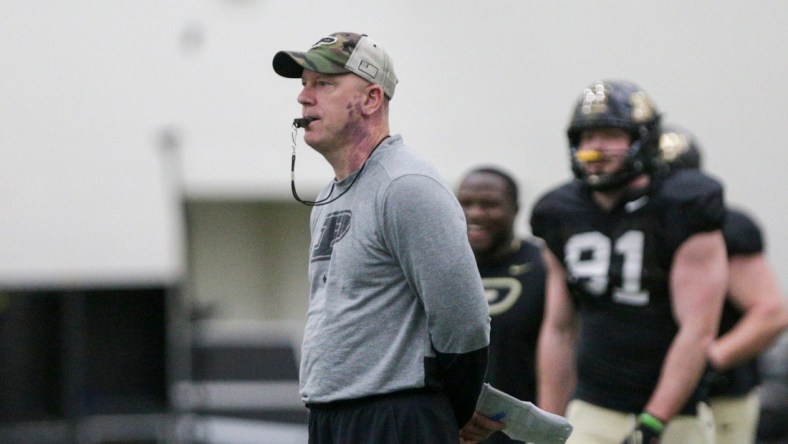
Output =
[{"x1": 293, "y1": 117, "x2": 316, "y2": 128}]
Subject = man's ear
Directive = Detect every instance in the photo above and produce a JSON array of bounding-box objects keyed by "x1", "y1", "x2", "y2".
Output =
[{"x1": 362, "y1": 84, "x2": 385, "y2": 115}]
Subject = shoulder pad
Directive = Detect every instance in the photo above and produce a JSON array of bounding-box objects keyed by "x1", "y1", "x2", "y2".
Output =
[
  {"x1": 724, "y1": 207, "x2": 764, "y2": 255},
  {"x1": 656, "y1": 169, "x2": 726, "y2": 235},
  {"x1": 531, "y1": 182, "x2": 582, "y2": 228},
  {"x1": 659, "y1": 169, "x2": 723, "y2": 203},
  {"x1": 530, "y1": 181, "x2": 586, "y2": 256}
]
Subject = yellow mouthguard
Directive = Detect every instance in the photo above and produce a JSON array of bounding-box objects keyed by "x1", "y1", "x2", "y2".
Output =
[{"x1": 576, "y1": 150, "x2": 603, "y2": 162}]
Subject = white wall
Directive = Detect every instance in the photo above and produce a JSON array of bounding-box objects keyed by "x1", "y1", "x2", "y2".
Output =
[
  {"x1": 0, "y1": 2, "x2": 187, "y2": 287},
  {"x1": 185, "y1": 201, "x2": 311, "y2": 321},
  {"x1": 2, "y1": 1, "x2": 787, "y2": 306}
]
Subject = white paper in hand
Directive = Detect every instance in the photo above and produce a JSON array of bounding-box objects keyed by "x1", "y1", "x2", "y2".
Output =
[{"x1": 475, "y1": 383, "x2": 573, "y2": 444}]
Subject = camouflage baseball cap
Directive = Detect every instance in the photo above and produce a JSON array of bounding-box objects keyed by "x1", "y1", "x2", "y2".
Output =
[{"x1": 273, "y1": 32, "x2": 398, "y2": 99}]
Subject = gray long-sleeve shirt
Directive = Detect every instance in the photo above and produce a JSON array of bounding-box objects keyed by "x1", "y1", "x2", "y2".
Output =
[{"x1": 301, "y1": 135, "x2": 490, "y2": 423}]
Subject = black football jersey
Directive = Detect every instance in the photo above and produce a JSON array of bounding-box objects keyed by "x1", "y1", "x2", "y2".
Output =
[
  {"x1": 478, "y1": 238, "x2": 546, "y2": 404},
  {"x1": 711, "y1": 207, "x2": 765, "y2": 397},
  {"x1": 530, "y1": 169, "x2": 725, "y2": 414}
]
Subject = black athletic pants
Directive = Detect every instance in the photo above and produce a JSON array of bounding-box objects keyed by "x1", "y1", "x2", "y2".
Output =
[{"x1": 307, "y1": 390, "x2": 459, "y2": 443}]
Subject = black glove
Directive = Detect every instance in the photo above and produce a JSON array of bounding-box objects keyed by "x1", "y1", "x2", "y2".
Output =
[{"x1": 621, "y1": 412, "x2": 664, "y2": 444}]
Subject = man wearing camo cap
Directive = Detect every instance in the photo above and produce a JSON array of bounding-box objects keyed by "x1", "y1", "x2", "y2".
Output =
[{"x1": 273, "y1": 32, "x2": 491, "y2": 443}]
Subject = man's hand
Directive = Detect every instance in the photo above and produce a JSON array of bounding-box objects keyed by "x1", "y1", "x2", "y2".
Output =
[
  {"x1": 459, "y1": 411, "x2": 506, "y2": 444},
  {"x1": 703, "y1": 359, "x2": 731, "y2": 397}
]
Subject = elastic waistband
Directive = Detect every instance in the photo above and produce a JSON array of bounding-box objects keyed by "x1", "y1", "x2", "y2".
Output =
[{"x1": 305, "y1": 388, "x2": 437, "y2": 411}]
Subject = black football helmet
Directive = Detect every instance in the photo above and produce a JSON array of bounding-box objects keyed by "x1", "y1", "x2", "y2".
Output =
[
  {"x1": 567, "y1": 80, "x2": 662, "y2": 190},
  {"x1": 658, "y1": 123, "x2": 703, "y2": 171}
]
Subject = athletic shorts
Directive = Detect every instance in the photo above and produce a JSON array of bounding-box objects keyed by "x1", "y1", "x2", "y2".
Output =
[
  {"x1": 709, "y1": 389, "x2": 760, "y2": 444},
  {"x1": 307, "y1": 389, "x2": 459, "y2": 444},
  {"x1": 565, "y1": 399, "x2": 715, "y2": 444}
]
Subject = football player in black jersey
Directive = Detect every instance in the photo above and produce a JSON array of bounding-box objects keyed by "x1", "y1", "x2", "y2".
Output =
[
  {"x1": 659, "y1": 125, "x2": 788, "y2": 444},
  {"x1": 530, "y1": 80, "x2": 728, "y2": 444},
  {"x1": 457, "y1": 166, "x2": 547, "y2": 444}
]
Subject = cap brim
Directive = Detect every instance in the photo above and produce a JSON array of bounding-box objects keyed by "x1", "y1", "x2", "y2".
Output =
[
  {"x1": 274, "y1": 49, "x2": 353, "y2": 79},
  {"x1": 273, "y1": 51, "x2": 307, "y2": 78}
]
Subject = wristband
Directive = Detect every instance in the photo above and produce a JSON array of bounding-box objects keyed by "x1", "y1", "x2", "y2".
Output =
[{"x1": 638, "y1": 412, "x2": 665, "y2": 434}]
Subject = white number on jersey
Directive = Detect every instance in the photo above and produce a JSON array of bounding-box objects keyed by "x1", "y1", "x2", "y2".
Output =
[{"x1": 564, "y1": 230, "x2": 650, "y2": 306}]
